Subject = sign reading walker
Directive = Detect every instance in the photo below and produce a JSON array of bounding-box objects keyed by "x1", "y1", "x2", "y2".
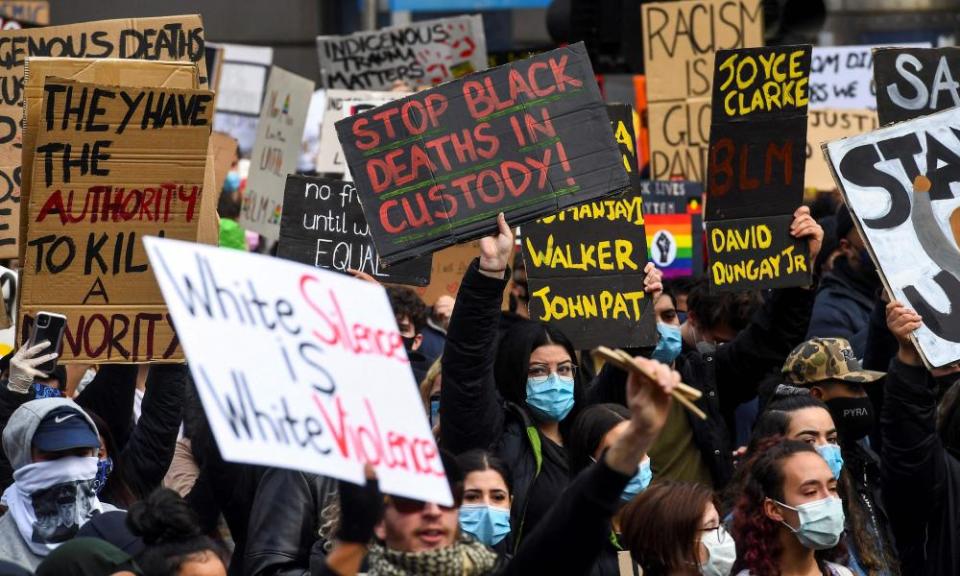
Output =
[
  {"x1": 336, "y1": 42, "x2": 629, "y2": 265},
  {"x1": 145, "y1": 236, "x2": 452, "y2": 505},
  {"x1": 316, "y1": 15, "x2": 487, "y2": 90},
  {"x1": 239, "y1": 66, "x2": 315, "y2": 240},
  {"x1": 825, "y1": 107, "x2": 960, "y2": 368},
  {"x1": 19, "y1": 78, "x2": 213, "y2": 362},
  {"x1": 278, "y1": 175, "x2": 432, "y2": 286},
  {"x1": 705, "y1": 45, "x2": 812, "y2": 291}
]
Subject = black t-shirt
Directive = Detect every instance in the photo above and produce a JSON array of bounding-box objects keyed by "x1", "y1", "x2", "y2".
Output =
[{"x1": 522, "y1": 433, "x2": 570, "y2": 539}]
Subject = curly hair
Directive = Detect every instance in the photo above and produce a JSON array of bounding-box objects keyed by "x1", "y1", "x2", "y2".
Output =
[
  {"x1": 732, "y1": 438, "x2": 846, "y2": 576},
  {"x1": 386, "y1": 286, "x2": 428, "y2": 333},
  {"x1": 686, "y1": 278, "x2": 761, "y2": 333}
]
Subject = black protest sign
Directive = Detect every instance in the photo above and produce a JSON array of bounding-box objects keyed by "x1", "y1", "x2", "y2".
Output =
[
  {"x1": 278, "y1": 176, "x2": 432, "y2": 286},
  {"x1": 336, "y1": 42, "x2": 629, "y2": 266},
  {"x1": 705, "y1": 45, "x2": 812, "y2": 291},
  {"x1": 707, "y1": 215, "x2": 810, "y2": 291},
  {"x1": 607, "y1": 103, "x2": 639, "y2": 176},
  {"x1": 874, "y1": 47, "x2": 960, "y2": 125}
]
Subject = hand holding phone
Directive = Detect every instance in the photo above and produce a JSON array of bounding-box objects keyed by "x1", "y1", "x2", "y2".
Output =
[{"x1": 28, "y1": 312, "x2": 67, "y2": 376}]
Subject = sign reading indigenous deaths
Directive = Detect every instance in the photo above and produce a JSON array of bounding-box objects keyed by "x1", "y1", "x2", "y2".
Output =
[
  {"x1": 19, "y1": 78, "x2": 213, "y2": 362},
  {"x1": 145, "y1": 236, "x2": 452, "y2": 505},
  {"x1": 825, "y1": 107, "x2": 960, "y2": 368},
  {"x1": 316, "y1": 15, "x2": 487, "y2": 90},
  {"x1": 874, "y1": 47, "x2": 960, "y2": 125},
  {"x1": 278, "y1": 175, "x2": 432, "y2": 286},
  {"x1": 521, "y1": 104, "x2": 655, "y2": 349},
  {"x1": 706, "y1": 45, "x2": 812, "y2": 291},
  {"x1": 239, "y1": 66, "x2": 315, "y2": 240},
  {"x1": 0, "y1": 14, "x2": 207, "y2": 259},
  {"x1": 336, "y1": 42, "x2": 630, "y2": 265},
  {"x1": 642, "y1": 0, "x2": 763, "y2": 181}
]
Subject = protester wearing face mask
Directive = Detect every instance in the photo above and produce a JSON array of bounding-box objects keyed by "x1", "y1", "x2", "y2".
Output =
[
  {"x1": 732, "y1": 440, "x2": 852, "y2": 576},
  {"x1": 622, "y1": 481, "x2": 736, "y2": 576},
  {"x1": 0, "y1": 398, "x2": 115, "y2": 570},
  {"x1": 419, "y1": 358, "x2": 443, "y2": 437},
  {"x1": 387, "y1": 286, "x2": 434, "y2": 383},
  {"x1": 806, "y1": 206, "x2": 880, "y2": 358},
  {"x1": 441, "y1": 213, "x2": 663, "y2": 545},
  {"x1": 568, "y1": 403, "x2": 654, "y2": 576},
  {"x1": 456, "y1": 451, "x2": 513, "y2": 553}
]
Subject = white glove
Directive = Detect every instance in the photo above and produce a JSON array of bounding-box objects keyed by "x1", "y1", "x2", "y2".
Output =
[{"x1": 8, "y1": 341, "x2": 57, "y2": 394}]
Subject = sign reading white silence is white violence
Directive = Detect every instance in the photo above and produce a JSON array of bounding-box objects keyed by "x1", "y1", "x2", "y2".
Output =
[{"x1": 144, "y1": 236, "x2": 451, "y2": 504}]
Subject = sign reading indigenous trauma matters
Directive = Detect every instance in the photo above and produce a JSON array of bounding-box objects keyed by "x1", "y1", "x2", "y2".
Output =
[
  {"x1": 825, "y1": 107, "x2": 960, "y2": 368},
  {"x1": 336, "y1": 42, "x2": 629, "y2": 265},
  {"x1": 0, "y1": 14, "x2": 207, "y2": 258},
  {"x1": 278, "y1": 175, "x2": 432, "y2": 286},
  {"x1": 874, "y1": 46, "x2": 960, "y2": 125},
  {"x1": 19, "y1": 78, "x2": 213, "y2": 362},
  {"x1": 145, "y1": 236, "x2": 452, "y2": 505},
  {"x1": 316, "y1": 15, "x2": 487, "y2": 90},
  {"x1": 705, "y1": 45, "x2": 813, "y2": 291}
]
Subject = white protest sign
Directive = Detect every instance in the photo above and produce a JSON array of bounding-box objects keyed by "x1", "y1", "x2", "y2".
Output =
[
  {"x1": 299, "y1": 89, "x2": 328, "y2": 173},
  {"x1": 825, "y1": 107, "x2": 960, "y2": 368},
  {"x1": 145, "y1": 236, "x2": 451, "y2": 504},
  {"x1": 240, "y1": 66, "x2": 316, "y2": 240},
  {"x1": 316, "y1": 15, "x2": 487, "y2": 90},
  {"x1": 212, "y1": 43, "x2": 274, "y2": 155},
  {"x1": 316, "y1": 89, "x2": 410, "y2": 178},
  {"x1": 810, "y1": 43, "x2": 930, "y2": 109}
]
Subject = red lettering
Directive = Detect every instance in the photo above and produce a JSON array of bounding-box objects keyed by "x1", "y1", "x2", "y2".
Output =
[
  {"x1": 353, "y1": 117, "x2": 380, "y2": 150},
  {"x1": 380, "y1": 200, "x2": 407, "y2": 234}
]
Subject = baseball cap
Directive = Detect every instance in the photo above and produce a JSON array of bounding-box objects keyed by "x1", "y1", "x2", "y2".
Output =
[
  {"x1": 782, "y1": 338, "x2": 885, "y2": 386},
  {"x1": 32, "y1": 406, "x2": 100, "y2": 453}
]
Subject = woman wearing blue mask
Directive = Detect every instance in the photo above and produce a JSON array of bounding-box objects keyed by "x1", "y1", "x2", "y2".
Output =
[
  {"x1": 441, "y1": 213, "x2": 665, "y2": 549},
  {"x1": 456, "y1": 450, "x2": 513, "y2": 554},
  {"x1": 732, "y1": 439, "x2": 853, "y2": 576}
]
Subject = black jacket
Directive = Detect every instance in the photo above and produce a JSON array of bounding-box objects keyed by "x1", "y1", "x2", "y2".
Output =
[
  {"x1": 807, "y1": 258, "x2": 876, "y2": 357},
  {"x1": 881, "y1": 358, "x2": 960, "y2": 575},
  {"x1": 244, "y1": 468, "x2": 338, "y2": 576},
  {"x1": 587, "y1": 287, "x2": 814, "y2": 488}
]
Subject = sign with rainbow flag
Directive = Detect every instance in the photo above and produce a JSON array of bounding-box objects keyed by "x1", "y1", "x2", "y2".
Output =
[{"x1": 641, "y1": 180, "x2": 703, "y2": 279}]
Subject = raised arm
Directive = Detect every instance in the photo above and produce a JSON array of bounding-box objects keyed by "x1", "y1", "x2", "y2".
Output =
[{"x1": 440, "y1": 213, "x2": 513, "y2": 454}]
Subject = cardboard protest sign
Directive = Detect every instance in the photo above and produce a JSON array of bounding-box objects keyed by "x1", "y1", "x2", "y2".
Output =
[
  {"x1": 705, "y1": 45, "x2": 812, "y2": 291},
  {"x1": 210, "y1": 132, "x2": 238, "y2": 195},
  {"x1": 874, "y1": 47, "x2": 960, "y2": 125},
  {"x1": 19, "y1": 78, "x2": 213, "y2": 362},
  {"x1": 212, "y1": 43, "x2": 273, "y2": 154},
  {"x1": 239, "y1": 67, "x2": 315, "y2": 240},
  {"x1": 0, "y1": 1, "x2": 48, "y2": 27},
  {"x1": 336, "y1": 42, "x2": 629, "y2": 266},
  {"x1": 0, "y1": 14, "x2": 207, "y2": 259},
  {"x1": 805, "y1": 108, "x2": 877, "y2": 191},
  {"x1": 317, "y1": 15, "x2": 487, "y2": 90},
  {"x1": 145, "y1": 235, "x2": 452, "y2": 504},
  {"x1": 641, "y1": 180, "x2": 704, "y2": 278},
  {"x1": 642, "y1": 0, "x2": 763, "y2": 181},
  {"x1": 316, "y1": 89, "x2": 410, "y2": 176},
  {"x1": 521, "y1": 104, "x2": 654, "y2": 349},
  {"x1": 411, "y1": 240, "x2": 507, "y2": 309},
  {"x1": 278, "y1": 175, "x2": 432, "y2": 286},
  {"x1": 824, "y1": 107, "x2": 960, "y2": 368}
]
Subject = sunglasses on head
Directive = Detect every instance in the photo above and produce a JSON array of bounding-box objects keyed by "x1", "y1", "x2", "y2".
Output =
[{"x1": 386, "y1": 485, "x2": 463, "y2": 514}]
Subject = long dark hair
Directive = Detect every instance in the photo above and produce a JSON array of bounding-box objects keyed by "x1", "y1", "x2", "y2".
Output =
[
  {"x1": 85, "y1": 410, "x2": 137, "y2": 508},
  {"x1": 493, "y1": 320, "x2": 584, "y2": 438},
  {"x1": 457, "y1": 450, "x2": 513, "y2": 496},
  {"x1": 567, "y1": 403, "x2": 630, "y2": 475},
  {"x1": 732, "y1": 438, "x2": 846, "y2": 576}
]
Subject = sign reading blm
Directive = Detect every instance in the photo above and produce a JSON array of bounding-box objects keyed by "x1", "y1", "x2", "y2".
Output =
[
  {"x1": 825, "y1": 107, "x2": 960, "y2": 368},
  {"x1": 278, "y1": 176, "x2": 432, "y2": 286},
  {"x1": 335, "y1": 42, "x2": 630, "y2": 265}
]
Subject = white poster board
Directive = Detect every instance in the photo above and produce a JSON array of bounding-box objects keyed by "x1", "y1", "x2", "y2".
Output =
[
  {"x1": 316, "y1": 15, "x2": 487, "y2": 90},
  {"x1": 240, "y1": 66, "x2": 316, "y2": 240},
  {"x1": 825, "y1": 107, "x2": 960, "y2": 368},
  {"x1": 810, "y1": 43, "x2": 930, "y2": 109},
  {"x1": 212, "y1": 43, "x2": 274, "y2": 155},
  {"x1": 145, "y1": 236, "x2": 451, "y2": 504},
  {"x1": 315, "y1": 89, "x2": 410, "y2": 177}
]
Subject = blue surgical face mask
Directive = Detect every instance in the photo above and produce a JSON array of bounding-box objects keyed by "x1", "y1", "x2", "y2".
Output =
[
  {"x1": 459, "y1": 504, "x2": 511, "y2": 546},
  {"x1": 224, "y1": 171, "x2": 241, "y2": 193},
  {"x1": 652, "y1": 323, "x2": 683, "y2": 364},
  {"x1": 775, "y1": 495, "x2": 845, "y2": 550},
  {"x1": 430, "y1": 399, "x2": 440, "y2": 429},
  {"x1": 525, "y1": 373, "x2": 575, "y2": 422},
  {"x1": 816, "y1": 443, "x2": 844, "y2": 480},
  {"x1": 94, "y1": 457, "x2": 113, "y2": 495},
  {"x1": 621, "y1": 458, "x2": 652, "y2": 502}
]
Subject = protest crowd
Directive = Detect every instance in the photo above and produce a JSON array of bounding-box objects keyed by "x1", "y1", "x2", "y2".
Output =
[{"x1": 1, "y1": 1, "x2": 960, "y2": 576}]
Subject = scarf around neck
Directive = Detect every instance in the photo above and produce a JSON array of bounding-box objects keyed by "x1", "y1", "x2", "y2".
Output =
[{"x1": 367, "y1": 536, "x2": 501, "y2": 576}]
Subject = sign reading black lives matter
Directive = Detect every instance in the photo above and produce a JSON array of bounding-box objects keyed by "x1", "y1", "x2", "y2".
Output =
[
  {"x1": 316, "y1": 15, "x2": 487, "y2": 91},
  {"x1": 521, "y1": 104, "x2": 655, "y2": 350},
  {"x1": 705, "y1": 45, "x2": 813, "y2": 291},
  {"x1": 874, "y1": 47, "x2": 960, "y2": 125},
  {"x1": 335, "y1": 42, "x2": 630, "y2": 265},
  {"x1": 278, "y1": 175, "x2": 432, "y2": 286},
  {"x1": 825, "y1": 108, "x2": 960, "y2": 368}
]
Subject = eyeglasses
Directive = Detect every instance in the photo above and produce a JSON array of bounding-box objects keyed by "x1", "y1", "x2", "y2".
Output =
[
  {"x1": 386, "y1": 486, "x2": 463, "y2": 514},
  {"x1": 527, "y1": 363, "x2": 577, "y2": 381},
  {"x1": 700, "y1": 524, "x2": 727, "y2": 543}
]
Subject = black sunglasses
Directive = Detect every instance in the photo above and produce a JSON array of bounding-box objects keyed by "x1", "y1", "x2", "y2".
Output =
[{"x1": 386, "y1": 484, "x2": 464, "y2": 513}]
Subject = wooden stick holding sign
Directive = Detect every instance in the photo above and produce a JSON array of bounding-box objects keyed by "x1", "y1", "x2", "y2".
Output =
[{"x1": 593, "y1": 346, "x2": 707, "y2": 420}]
